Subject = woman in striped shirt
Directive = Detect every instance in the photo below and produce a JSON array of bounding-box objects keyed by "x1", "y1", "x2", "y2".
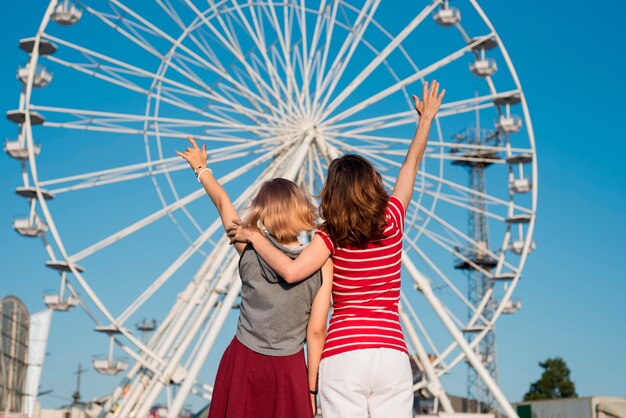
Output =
[{"x1": 227, "y1": 81, "x2": 444, "y2": 417}]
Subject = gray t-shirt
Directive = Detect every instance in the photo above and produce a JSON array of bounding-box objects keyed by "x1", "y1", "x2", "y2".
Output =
[{"x1": 235, "y1": 235, "x2": 323, "y2": 356}]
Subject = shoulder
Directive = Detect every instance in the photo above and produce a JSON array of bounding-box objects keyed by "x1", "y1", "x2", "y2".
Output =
[{"x1": 314, "y1": 229, "x2": 335, "y2": 254}]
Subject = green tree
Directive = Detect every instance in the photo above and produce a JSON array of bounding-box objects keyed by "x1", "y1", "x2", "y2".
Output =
[{"x1": 523, "y1": 357, "x2": 577, "y2": 401}]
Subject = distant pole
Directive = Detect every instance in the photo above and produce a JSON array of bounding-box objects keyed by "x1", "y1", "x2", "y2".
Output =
[{"x1": 72, "y1": 363, "x2": 85, "y2": 405}]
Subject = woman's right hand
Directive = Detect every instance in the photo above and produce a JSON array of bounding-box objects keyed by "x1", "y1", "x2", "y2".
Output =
[
  {"x1": 226, "y1": 219, "x2": 255, "y2": 244},
  {"x1": 412, "y1": 80, "x2": 445, "y2": 120}
]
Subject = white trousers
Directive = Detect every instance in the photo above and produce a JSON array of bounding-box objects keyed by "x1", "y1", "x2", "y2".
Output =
[{"x1": 319, "y1": 348, "x2": 413, "y2": 418}]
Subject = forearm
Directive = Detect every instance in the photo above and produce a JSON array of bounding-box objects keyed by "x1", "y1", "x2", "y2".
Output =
[
  {"x1": 307, "y1": 330, "x2": 325, "y2": 393},
  {"x1": 394, "y1": 115, "x2": 433, "y2": 207},
  {"x1": 403, "y1": 115, "x2": 433, "y2": 176},
  {"x1": 198, "y1": 171, "x2": 238, "y2": 229},
  {"x1": 248, "y1": 232, "x2": 301, "y2": 281},
  {"x1": 248, "y1": 233, "x2": 329, "y2": 283}
]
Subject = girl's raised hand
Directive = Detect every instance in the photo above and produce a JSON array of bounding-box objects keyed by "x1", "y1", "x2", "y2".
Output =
[
  {"x1": 412, "y1": 80, "x2": 445, "y2": 120},
  {"x1": 176, "y1": 136, "x2": 207, "y2": 170}
]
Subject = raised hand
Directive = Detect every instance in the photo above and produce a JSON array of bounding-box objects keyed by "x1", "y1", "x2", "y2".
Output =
[
  {"x1": 412, "y1": 80, "x2": 445, "y2": 120},
  {"x1": 175, "y1": 136, "x2": 207, "y2": 171}
]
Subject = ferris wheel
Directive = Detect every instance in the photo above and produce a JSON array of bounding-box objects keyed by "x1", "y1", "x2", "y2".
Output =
[{"x1": 8, "y1": 0, "x2": 537, "y2": 417}]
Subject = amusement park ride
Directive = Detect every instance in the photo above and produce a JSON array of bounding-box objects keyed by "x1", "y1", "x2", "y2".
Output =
[{"x1": 6, "y1": 0, "x2": 537, "y2": 416}]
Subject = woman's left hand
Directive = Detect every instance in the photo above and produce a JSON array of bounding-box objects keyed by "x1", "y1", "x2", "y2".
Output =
[
  {"x1": 310, "y1": 394, "x2": 318, "y2": 415},
  {"x1": 226, "y1": 219, "x2": 255, "y2": 244}
]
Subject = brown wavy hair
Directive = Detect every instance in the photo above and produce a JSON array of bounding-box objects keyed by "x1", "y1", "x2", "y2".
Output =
[
  {"x1": 246, "y1": 178, "x2": 316, "y2": 244},
  {"x1": 319, "y1": 154, "x2": 389, "y2": 249}
]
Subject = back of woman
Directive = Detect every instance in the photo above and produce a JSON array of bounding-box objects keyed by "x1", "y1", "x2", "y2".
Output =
[{"x1": 315, "y1": 158, "x2": 407, "y2": 360}]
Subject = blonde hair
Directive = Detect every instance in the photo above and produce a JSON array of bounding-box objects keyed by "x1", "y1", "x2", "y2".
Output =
[{"x1": 245, "y1": 178, "x2": 316, "y2": 244}]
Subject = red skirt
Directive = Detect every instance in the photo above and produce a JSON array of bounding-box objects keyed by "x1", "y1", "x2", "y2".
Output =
[{"x1": 208, "y1": 336, "x2": 313, "y2": 418}]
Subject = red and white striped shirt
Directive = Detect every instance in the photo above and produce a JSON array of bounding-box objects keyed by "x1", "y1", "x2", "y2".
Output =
[{"x1": 315, "y1": 195, "x2": 407, "y2": 359}]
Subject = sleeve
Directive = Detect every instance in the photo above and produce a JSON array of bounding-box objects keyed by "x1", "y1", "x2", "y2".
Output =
[
  {"x1": 388, "y1": 195, "x2": 406, "y2": 233},
  {"x1": 314, "y1": 230, "x2": 335, "y2": 255}
]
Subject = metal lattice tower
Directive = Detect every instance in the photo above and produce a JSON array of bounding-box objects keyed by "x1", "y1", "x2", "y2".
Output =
[{"x1": 451, "y1": 109, "x2": 501, "y2": 412}]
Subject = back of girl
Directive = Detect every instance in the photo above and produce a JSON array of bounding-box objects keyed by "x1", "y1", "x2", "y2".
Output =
[
  {"x1": 176, "y1": 138, "x2": 333, "y2": 418},
  {"x1": 227, "y1": 81, "x2": 444, "y2": 417}
]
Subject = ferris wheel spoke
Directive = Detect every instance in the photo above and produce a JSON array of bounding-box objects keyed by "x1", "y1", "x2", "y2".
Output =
[
  {"x1": 178, "y1": 0, "x2": 294, "y2": 118},
  {"x1": 94, "y1": 0, "x2": 285, "y2": 118},
  {"x1": 400, "y1": 292, "x2": 442, "y2": 360},
  {"x1": 323, "y1": 32, "x2": 494, "y2": 125},
  {"x1": 404, "y1": 229, "x2": 491, "y2": 324},
  {"x1": 44, "y1": 149, "x2": 264, "y2": 195},
  {"x1": 418, "y1": 170, "x2": 533, "y2": 215},
  {"x1": 262, "y1": 0, "x2": 302, "y2": 112},
  {"x1": 299, "y1": 0, "x2": 329, "y2": 116},
  {"x1": 41, "y1": 39, "x2": 274, "y2": 126},
  {"x1": 408, "y1": 206, "x2": 518, "y2": 276},
  {"x1": 30, "y1": 105, "x2": 286, "y2": 138},
  {"x1": 319, "y1": 1, "x2": 441, "y2": 122},
  {"x1": 229, "y1": 2, "x2": 293, "y2": 110},
  {"x1": 67, "y1": 138, "x2": 296, "y2": 264},
  {"x1": 330, "y1": 109, "x2": 415, "y2": 132},
  {"x1": 314, "y1": 0, "x2": 381, "y2": 115}
]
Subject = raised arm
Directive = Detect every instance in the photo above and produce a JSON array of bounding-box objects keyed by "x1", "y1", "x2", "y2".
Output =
[
  {"x1": 226, "y1": 223, "x2": 330, "y2": 283},
  {"x1": 176, "y1": 136, "x2": 245, "y2": 255},
  {"x1": 307, "y1": 259, "x2": 333, "y2": 415},
  {"x1": 393, "y1": 81, "x2": 445, "y2": 209}
]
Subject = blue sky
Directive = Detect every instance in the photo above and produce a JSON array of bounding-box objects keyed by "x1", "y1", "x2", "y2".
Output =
[{"x1": 1, "y1": 0, "x2": 625, "y2": 412}]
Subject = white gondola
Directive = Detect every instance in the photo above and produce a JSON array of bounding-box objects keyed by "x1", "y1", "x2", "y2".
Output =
[
  {"x1": 13, "y1": 216, "x2": 48, "y2": 237},
  {"x1": 501, "y1": 300, "x2": 522, "y2": 314},
  {"x1": 51, "y1": 1, "x2": 82, "y2": 26},
  {"x1": 15, "y1": 186, "x2": 54, "y2": 200},
  {"x1": 433, "y1": 7, "x2": 461, "y2": 26},
  {"x1": 492, "y1": 272, "x2": 517, "y2": 281},
  {"x1": 46, "y1": 260, "x2": 85, "y2": 273},
  {"x1": 496, "y1": 115, "x2": 522, "y2": 133},
  {"x1": 506, "y1": 153, "x2": 533, "y2": 164},
  {"x1": 510, "y1": 178, "x2": 532, "y2": 193},
  {"x1": 19, "y1": 37, "x2": 57, "y2": 55},
  {"x1": 509, "y1": 240, "x2": 536, "y2": 255},
  {"x1": 506, "y1": 214, "x2": 532, "y2": 224},
  {"x1": 470, "y1": 58, "x2": 497, "y2": 77},
  {"x1": 93, "y1": 357, "x2": 128, "y2": 375},
  {"x1": 4, "y1": 140, "x2": 41, "y2": 160},
  {"x1": 44, "y1": 293, "x2": 79, "y2": 311},
  {"x1": 93, "y1": 326, "x2": 128, "y2": 375},
  {"x1": 17, "y1": 63, "x2": 53, "y2": 88},
  {"x1": 6, "y1": 110, "x2": 45, "y2": 125},
  {"x1": 463, "y1": 325, "x2": 486, "y2": 333}
]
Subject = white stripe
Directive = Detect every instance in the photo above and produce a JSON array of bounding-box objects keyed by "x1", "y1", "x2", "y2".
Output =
[
  {"x1": 334, "y1": 271, "x2": 400, "y2": 280},
  {"x1": 333, "y1": 303, "x2": 399, "y2": 312},
  {"x1": 327, "y1": 326, "x2": 404, "y2": 337},
  {"x1": 334, "y1": 258, "x2": 401, "y2": 272}
]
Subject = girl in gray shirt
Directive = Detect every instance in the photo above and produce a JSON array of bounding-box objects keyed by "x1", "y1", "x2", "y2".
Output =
[{"x1": 177, "y1": 137, "x2": 333, "y2": 417}]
